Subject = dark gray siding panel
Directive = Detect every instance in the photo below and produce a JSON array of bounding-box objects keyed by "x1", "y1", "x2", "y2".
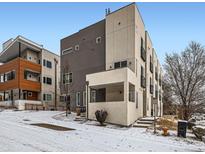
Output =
[{"x1": 60, "y1": 20, "x2": 105, "y2": 111}]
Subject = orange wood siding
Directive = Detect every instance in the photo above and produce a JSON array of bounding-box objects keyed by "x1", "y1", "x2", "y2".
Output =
[
  {"x1": 27, "y1": 91, "x2": 38, "y2": 100},
  {"x1": 19, "y1": 58, "x2": 41, "y2": 92},
  {"x1": 0, "y1": 58, "x2": 19, "y2": 91},
  {"x1": 0, "y1": 58, "x2": 41, "y2": 92}
]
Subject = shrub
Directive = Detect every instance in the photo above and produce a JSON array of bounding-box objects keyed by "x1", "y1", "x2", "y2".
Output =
[
  {"x1": 95, "y1": 110, "x2": 108, "y2": 125},
  {"x1": 76, "y1": 108, "x2": 81, "y2": 116},
  {"x1": 157, "y1": 117, "x2": 177, "y2": 130}
]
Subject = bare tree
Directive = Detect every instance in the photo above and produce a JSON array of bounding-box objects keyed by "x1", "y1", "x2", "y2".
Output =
[
  {"x1": 162, "y1": 81, "x2": 177, "y2": 115},
  {"x1": 164, "y1": 42, "x2": 205, "y2": 120}
]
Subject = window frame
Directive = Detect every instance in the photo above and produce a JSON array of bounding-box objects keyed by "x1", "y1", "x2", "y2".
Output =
[
  {"x1": 76, "y1": 92, "x2": 81, "y2": 106},
  {"x1": 63, "y1": 72, "x2": 72, "y2": 84},
  {"x1": 46, "y1": 60, "x2": 52, "y2": 69},
  {"x1": 75, "y1": 45, "x2": 79, "y2": 51},
  {"x1": 96, "y1": 37, "x2": 102, "y2": 44},
  {"x1": 62, "y1": 47, "x2": 73, "y2": 55}
]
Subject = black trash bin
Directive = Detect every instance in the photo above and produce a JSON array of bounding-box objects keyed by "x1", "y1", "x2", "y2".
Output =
[{"x1": 178, "y1": 120, "x2": 188, "y2": 138}]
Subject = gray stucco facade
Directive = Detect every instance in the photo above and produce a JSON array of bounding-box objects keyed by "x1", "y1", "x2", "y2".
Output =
[{"x1": 60, "y1": 20, "x2": 105, "y2": 111}]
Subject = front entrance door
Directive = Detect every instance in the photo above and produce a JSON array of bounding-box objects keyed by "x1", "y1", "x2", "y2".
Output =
[
  {"x1": 143, "y1": 90, "x2": 146, "y2": 117},
  {"x1": 23, "y1": 91, "x2": 27, "y2": 100}
]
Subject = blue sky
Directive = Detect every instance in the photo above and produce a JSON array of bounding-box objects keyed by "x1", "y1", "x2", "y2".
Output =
[{"x1": 0, "y1": 2, "x2": 205, "y2": 64}]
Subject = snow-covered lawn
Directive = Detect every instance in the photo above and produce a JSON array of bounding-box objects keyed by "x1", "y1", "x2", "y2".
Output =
[{"x1": 0, "y1": 110, "x2": 204, "y2": 152}]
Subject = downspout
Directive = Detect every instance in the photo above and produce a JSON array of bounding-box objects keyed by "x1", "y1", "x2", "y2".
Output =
[
  {"x1": 54, "y1": 58, "x2": 58, "y2": 111},
  {"x1": 86, "y1": 81, "x2": 89, "y2": 119}
]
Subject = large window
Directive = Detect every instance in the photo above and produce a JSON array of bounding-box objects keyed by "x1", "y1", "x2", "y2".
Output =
[
  {"x1": 43, "y1": 59, "x2": 52, "y2": 69},
  {"x1": 141, "y1": 37, "x2": 146, "y2": 62},
  {"x1": 141, "y1": 66, "x2": 146, "y2": 88},
  {"x1": 90, "y1": 90, "x2": 96, "y2": 102},
  {"x1": 0, "y1": 74, "x2": 4, "y2": 83},
  {"x1": 63, "y1": 72, "x2": 72, "y2": 84},
  {"x1": 150, "y1": 77, "x2": 154, "y2": 94},
  {"x1": 83, "y1": 91, "x2": 86, "y2": 106},
  {"x1": 150, "y1": 56, "x2": 153, "y2": 73},
  {"x1": 136, "y1": 91, "x2": 138, "y2": 108},
  {"x1": 60, "y1": 96, "x2": 65, "y2": 102},
  {"x1": 43, "y1": 77, "x2": 52, "y2": 85},
  {"x1": 43, "y1": 94, "x2": 52, "y2": 101},
  {"x1": 155, "y1": 67, "x2": 158, "y2": 81},
  {"x1": 47, "y1": 61, "x2": 52, "y2": 68},
  {"x1": 114, "y1": 60, "x2": 127, "y2": 69},
  {"x1": 76, "y1": 92, "x2": 80, "y2": 106},
  {"x1": 129, "y1": 83, "x2": 135, "y2": 102},
  {"x1": 0, "y1": 71, "x2": 15, "y2": 82},
  {"x1": 155, "y1": 84, "x2": 158, "y2": 99}
]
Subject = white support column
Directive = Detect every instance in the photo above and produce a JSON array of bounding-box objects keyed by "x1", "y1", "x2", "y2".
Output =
[
  {"x1": 86, "y1": 83, "x2": 90, "y2": 119},
  {"x1": 124, "y1": 81, "x2": 129, "y2": 103}
]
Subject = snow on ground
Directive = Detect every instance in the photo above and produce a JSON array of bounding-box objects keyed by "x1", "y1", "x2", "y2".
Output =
[
  {"x1": 191, "y1": 113, "x2": 205, "y2": 126},
  {"x1": 0, "y1": 110, "x2": 204, "y2": 152}
]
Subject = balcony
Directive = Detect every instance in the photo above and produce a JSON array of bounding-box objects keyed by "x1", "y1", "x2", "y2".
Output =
[
  {"x1": 150, "y1": 84, "x2": 153, "y2": 94},
  {"x1": 0, "y1": 57, "x2": 41, "y2": 92},
  {"x1": 141, "y1": 47, "x2": 146, "y2": 62},
  {"x1": 141, "y1": 76, "x2": 146, "y2": 88}
]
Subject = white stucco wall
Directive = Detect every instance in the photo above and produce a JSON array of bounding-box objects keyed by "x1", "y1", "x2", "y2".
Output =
[{"x1": 41, "y1": 50, "x2": 61, "y2": 108}]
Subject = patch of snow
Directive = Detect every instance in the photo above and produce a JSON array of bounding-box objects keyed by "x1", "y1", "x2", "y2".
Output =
[
  {"x1": 191, "y1": 114, "x2": 205, "y2": 126},
  {"x1": 0, "y1": 110, "x2": 204, "y2": 152}
]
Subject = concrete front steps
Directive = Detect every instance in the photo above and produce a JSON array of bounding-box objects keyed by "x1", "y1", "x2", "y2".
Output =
[
  {"x1": 74, "y1": 113, "x2": 86, "y2": 121},
  {"x1": 133, "y1": 117, "x2": 155, "y2": 128}
]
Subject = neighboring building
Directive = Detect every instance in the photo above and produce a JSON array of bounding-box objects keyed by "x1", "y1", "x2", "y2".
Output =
[
  {"x1": 0, "y1": 36, "x2": 63, "y2": 110},
  {"x1": 61, "y1": 3, "x2": 163, "y2": 126}
]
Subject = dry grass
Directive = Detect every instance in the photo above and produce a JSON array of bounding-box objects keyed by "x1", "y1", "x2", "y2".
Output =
[{"x1": 157, "y1": 117, "x2": 178, "y2": 130}]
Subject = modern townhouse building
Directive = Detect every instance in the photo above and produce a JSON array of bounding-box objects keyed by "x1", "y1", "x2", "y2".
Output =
[
  {"x1": 0, "y1": 36, "x2": 63, "y2": 110},
  {"x1": 60, "y1": 20, "x2": 106, "y2": 111},
  {"x1": 61, "y1": 3, "x2": 163, "y2": 126}
]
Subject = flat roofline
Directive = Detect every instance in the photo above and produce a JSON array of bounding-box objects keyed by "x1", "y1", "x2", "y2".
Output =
[
  {"x1": 61, "y1": 3, "x2": 145, "y2": 41},
  {"x1": 61, "y1": 19, "x2": 105, "y2": 42},
  {"x1": 106, "y1": 2, "x2": 145, "y2": 27}
]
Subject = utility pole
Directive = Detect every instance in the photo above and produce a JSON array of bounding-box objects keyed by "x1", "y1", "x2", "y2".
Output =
[{"x1": 54, "y1": 58, "x2": 58, "y2": 111}]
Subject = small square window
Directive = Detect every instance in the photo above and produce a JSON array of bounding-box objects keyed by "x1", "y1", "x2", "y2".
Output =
[
  {"x1": 96, "y1": 37, "x2": 101, "y2": 44},
  {"x1": 28, "y1": 92, "x2": 32, "y2": 97},
  {"x1": 47, "y1": 61, "x2": 52, "y2": 68},
  {"x1": 47, "y1": 77, "x2": 52, "y2": 85},
  {"x1": 114, "y1": 62, "x2": 121, "y2": 69},
  {"x1": 75, "y1": 45, "x2": 79, "y2": 51},
  {"x1": 121, "y1": 61, "x2": 127, "y2": 68}
]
